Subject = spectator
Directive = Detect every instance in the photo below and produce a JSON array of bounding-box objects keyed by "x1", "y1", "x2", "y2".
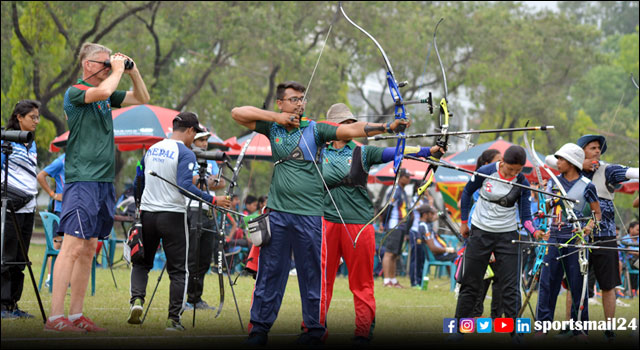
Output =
[
  {"x1": 1, "y1": 99, "x2": 41, "y2": 319},
  {"x1": 46, "y1": 42, "x2": 149, "y2": 332}
]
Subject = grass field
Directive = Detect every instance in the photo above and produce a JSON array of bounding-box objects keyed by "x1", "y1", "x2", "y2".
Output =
[{"x1": 1, "y1": 243, "x2": 638, "y2": 349}]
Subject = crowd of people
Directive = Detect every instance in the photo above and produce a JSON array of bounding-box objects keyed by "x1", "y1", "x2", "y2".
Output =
[{"x1": 1, "y1": 41, "x2": 639, "y2": 347}]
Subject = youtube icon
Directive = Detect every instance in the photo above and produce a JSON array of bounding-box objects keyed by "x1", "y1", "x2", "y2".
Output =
[{"x1": 494, "y1": 318, "x2": 514, "y2": 333}]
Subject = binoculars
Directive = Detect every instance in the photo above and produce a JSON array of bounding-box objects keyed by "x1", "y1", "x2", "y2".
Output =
[{"x1": 104, "y1": 59, "x2": 134, "y2": 70}]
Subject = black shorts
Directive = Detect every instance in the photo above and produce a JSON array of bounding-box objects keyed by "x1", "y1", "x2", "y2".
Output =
[
  {"x1": 589, "y1": 237, "x2": 621, "y2": 290},
  {"x1": 383, "y1": 225, "x2": 407, "y2": 256}
]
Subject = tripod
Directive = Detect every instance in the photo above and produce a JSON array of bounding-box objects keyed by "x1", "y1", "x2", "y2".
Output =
[
  {"x1": 1, "y1": 141, "x2": 46, "y2": 322},
  {"x1": 187, "y1": 163, "x2": 217, "y2": 327},
  {"x1": 148, "y1": 171, "x2": 245, "y2": 330}
]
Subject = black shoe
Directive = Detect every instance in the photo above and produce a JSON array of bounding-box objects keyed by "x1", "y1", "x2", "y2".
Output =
[
  {"x1": 352, "y1": 336, "x2": 370, "y2": 346},
  {"x1": 604, "y1": 330, "x2": 615, "y2": 343},
  {"x1": 245, "y1": 332, "x2": 268, "y2": 347},
  {"x1": 295, "y1": 332, "x2": 323, "y2": 346}
]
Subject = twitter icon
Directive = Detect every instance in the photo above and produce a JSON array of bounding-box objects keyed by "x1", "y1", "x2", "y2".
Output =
[{"x1": 476, "y1": 318, "x2": 492, "y2": 333}]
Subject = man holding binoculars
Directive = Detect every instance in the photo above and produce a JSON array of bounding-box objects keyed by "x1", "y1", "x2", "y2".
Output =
[{"x1": 46, "y1": 42, "x2": 150, "y2": 332}]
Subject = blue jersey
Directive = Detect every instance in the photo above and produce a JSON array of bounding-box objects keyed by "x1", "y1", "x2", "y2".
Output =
[
  {"x1": 138, "y1": 139, "x2": 213, "y2": 213},
  {"x1": 547, "y1": 175, "x2": 598, "y2": 239},
  {"x1": 43, "y1": 154, "x2": 66, "y2": 212},
  {"x1": 582, "y1": 164, "x2": 630, "y2": 237}
]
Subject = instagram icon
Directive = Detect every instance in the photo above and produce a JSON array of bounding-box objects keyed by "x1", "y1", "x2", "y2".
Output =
[{"x1": 459, "y1": 318, "x2": 475, "y2": 333}]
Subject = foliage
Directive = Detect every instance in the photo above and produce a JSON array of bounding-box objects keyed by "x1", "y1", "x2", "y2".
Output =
[{"x1": 1, "y1": 1, "x2": 638, "y2": 214}]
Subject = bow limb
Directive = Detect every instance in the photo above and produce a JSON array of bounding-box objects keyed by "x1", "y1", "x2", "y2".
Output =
[
  {"x1": 340, "y1": 2, "x2": 408, "y2": 246},
  {"x1": 379, "y1": 18, "x2": 454, "y2": 240}
]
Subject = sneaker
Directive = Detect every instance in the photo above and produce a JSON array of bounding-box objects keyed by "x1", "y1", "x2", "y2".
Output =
[
  {"x1": 604, "y1": 330, "x2": 615, "y2": 343},
  {"x1": 184, "y1": 302, "x2": 194, "y2": 311},
  {"x1": 295, "y1": 332, "x2": 323, "y2": 345},
  {"x1": 73, "y1": 316, "x2": 107, "y2": 332},
  {"x1": 512, "y1": 333, "x2": 525, "y2": 345},
  {"x1": 194, "y1": 300, "x2": 216, "y2": 310},
  {"x1": 225, "y1": 246, "x2": 242, "y2": 256},
  {"x1": 534, "y1": 331, "x2": 547, "y2": 338},
  {"x1": 165, "y1": 318, "x2": 185, "y2": 331},
  {"x1": 245, "y1": 332, "x2": 268, "y2": 346},
  {"x1": 352, "y1": 336, "x2": 370, "y2": 345},
  {"x1": 588, "y1": 297, "x2": 601, "y2": 306},
  {"x1": 289, "y1": 268, "x2": 297, "y2": 276},
  {"x1": 446, "y1": 332, "x2": 464, "y2": 342},
  {"x1": 392, "y1": 281, "x2": 405, "y2": 289},
  {"x1": 12, "y1": 307, "x2": 34, "y2": 319},
  {"x1": 1, "y1": 309, "x2": 18, "y2": 320},
  {"x1": 615, "y1": 299, "x2": 630, "y2": 307},
  {"x1": 44, "y1": 317, "x2": 87, "y2": 332},
  {"x1": 554, "y1": 329, "x2": 572, "y2": 339},
  {"x1": 127, "y1": 299, "x2": 144, "y2": 324},
  {"x1": 573, "y1": 333, "x2": 589, "y2": 344}
]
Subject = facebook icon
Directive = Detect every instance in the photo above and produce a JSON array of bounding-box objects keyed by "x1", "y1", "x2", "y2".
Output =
[
  {"x1": 516, "y1": 318, "x2": 532, "y2": 333},
  {"x1": 443, "y1": 318, "x2": 458, "y2": 333}
]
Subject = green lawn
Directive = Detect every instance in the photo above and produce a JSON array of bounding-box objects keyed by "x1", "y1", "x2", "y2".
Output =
[{"x1": 1, "y1": 243, "x2": 638, "y2": 349}]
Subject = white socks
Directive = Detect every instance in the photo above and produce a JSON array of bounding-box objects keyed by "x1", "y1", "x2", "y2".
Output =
[
  {"x1": 68, "y1": 313, "x2": 83, "y2": 322},
  {"x1": 48, "y1": 314, "x2": 64, "y2": 322}
]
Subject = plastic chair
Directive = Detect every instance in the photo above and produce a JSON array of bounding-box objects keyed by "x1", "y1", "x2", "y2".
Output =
[
  {"x1": 422, "y1": 246, "x2": 456, "y2": 291},
  {"x1": 622, "y1": 251, "x2": 639, "y2": 294},
  {"x1": 38, "y1": 212, "x2": 96, "y2": 296}
]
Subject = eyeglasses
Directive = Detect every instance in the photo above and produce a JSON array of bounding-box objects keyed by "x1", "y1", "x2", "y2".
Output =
[
  {"x1": 88, "y1": 60, "x2": 109, "y2": 66},
  {"x1": 280, "y1": 96, "x2": 306, "y2": 104},
  {"x1": 22, "y1": 114, "x2": 40, "y2": 122}
]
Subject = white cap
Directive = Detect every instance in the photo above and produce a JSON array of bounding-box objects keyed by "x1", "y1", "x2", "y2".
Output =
[
  {"x1": 194, "y1": 131, "x2": 210, "y2": 141},
  {"x1": 554, "y1": 143, "x2": 585, "y2": 170}
]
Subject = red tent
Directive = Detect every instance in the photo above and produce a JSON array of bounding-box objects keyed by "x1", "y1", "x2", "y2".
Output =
[
  {"x1": 225, "y1": 133, "x2": 272, "y2": 160},
  {"x1": 49, "y1": 104, "x2": 181, "y2": 152}
]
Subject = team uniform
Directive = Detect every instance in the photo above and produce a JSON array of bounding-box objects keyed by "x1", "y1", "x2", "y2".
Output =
[
  {"x1": 536, "y1": 175, "x2": 598, "y2": 333},
  {"x1": 383, "y1": 184, "x2": 411, "y2": 257},
  {"x1": 455, "y1": 162, "x2": 536, "y2": 325},
  {"x1": 582, "y1": 162, "x2": 631, "y2": 290},
  {"x1": 321, "y1": 141, "x2": 385, "y2": 339},
  {"x1": 421, "y1": 222, "x2": 456, "y2": 262},
  {"x1": 58, "y1": 79, "x2": 127, "y2": 239},
  {"x1": 248, "y1": 118, "x2": 338, "y2": 340},
  {"x1": 131, "y1": 139, "x2": 214, "y2": 323}
]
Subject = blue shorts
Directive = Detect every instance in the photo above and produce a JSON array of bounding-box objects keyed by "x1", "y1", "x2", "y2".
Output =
[{"x1": 58, "y1": 182, "x2": 115, "y2": 240}]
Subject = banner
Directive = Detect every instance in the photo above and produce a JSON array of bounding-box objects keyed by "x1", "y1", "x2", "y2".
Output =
[{"x1": 436, "y1": 182, "x2": 466, "y2": 222}]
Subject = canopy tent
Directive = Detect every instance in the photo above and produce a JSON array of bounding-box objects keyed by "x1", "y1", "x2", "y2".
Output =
[
  {"x1": 50, "y1": 104, "x2": 180, "y2": 152},
  {"x1": 443, "y1": 138, "x2": 553, "y2": 184}
]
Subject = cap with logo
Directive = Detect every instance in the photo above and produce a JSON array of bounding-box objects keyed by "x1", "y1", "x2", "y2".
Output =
[{"x1": 173, "y1": 112, "x2": 205, "y2": 133}]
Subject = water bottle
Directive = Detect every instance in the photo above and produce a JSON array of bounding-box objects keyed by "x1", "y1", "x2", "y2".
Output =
[{"x1": 421, "y1": 275, "x2": 429, "y2": 291}]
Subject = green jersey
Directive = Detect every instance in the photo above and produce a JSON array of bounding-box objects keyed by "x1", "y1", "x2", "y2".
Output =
[
  {"x1": 255, "y1": 119, "x2": 337, "y2": 216},
  {"x1": 63, "y1": 79, "x2": 126, "y2": 183},
  {"x1": 321, "y1": 142, "x2": 384, "y2": 224}
]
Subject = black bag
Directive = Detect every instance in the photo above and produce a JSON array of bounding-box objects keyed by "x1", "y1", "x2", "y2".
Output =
[
  {"x1": 124, "y1": 221, "x2": 144, "y2": 265},
  {"x1": 1, "y1": 184, "x2": 34, "y2": 211},
  {"x1": 248, "y1": 212, "x2": 271, "y2": 247}
]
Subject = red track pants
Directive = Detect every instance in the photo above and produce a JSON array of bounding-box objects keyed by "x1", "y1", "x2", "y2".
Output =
[{"x1": 323, "y1": 219, "x2": 376, "y2": 338}]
